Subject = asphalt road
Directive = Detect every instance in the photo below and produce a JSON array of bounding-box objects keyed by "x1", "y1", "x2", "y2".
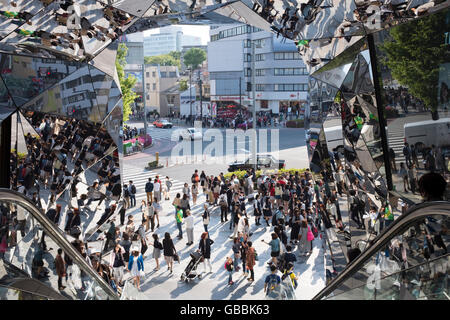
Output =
[{"x1": 124, "y1": 121, "x2": 309, "y2": 182}]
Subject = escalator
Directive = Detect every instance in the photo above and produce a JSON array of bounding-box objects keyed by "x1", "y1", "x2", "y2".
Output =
[
  {"x1": 0, "y1": 188, "x2": 119, "y2": 300},
  {"x1": 313, "y1": 201, "x2": 450, "y2": 300}
]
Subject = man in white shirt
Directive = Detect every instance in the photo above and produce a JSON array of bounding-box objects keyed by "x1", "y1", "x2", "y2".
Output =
[{"x1": 185, "y1": 210, "x2": 194, "y2": 246}]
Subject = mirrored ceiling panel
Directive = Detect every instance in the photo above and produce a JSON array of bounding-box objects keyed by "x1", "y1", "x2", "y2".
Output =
[
  {"x1": 213, "y1": 0, "x2": 273, "y2": 33},
  {"x1": 340, "y1": 53, "x2": 373, "y2": 100},
  {"x1": 20, "y1": 65, "x2": 100, "y2": 122},
  {"x1": 88, "y1": 41, "x2": 118, "y2": 78},
  {"x1": 0, "y1": 76, "x2": 16, "y2": 124},
  {"x1": 0, "y1": 53, "x2": 83, "y2": 108},
  {"x1": 88, "y1": 65, "x2": 117, "y2": 121},
  {"x1": 0, "y1": 0, "x2": 136, "y2": 61},
  {"x1": 311, "y1": 37, "x2": 367, "y2": 88},
  {"x1": 97, "y1": 0, "x2": 157, "y2": 18},
  {"x1": 298, "y1": 35, "x2": 364, "y2": 75},
  {"x1": 103, "y1": 101, "x2": 123, "y2": 151}
]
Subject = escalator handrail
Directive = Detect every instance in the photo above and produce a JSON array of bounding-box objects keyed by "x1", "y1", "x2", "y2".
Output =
[
  {"x1": 323, "y1": 252, "x2": 450, "y2": 300},
  {"x1": 313, "y1": 200, "x2": 450, "y2": 300},
  {"x1": 0, "y1": 188, "x2": 119, "y2": 300}
]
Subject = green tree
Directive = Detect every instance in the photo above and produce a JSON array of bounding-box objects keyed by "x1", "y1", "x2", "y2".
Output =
[
  {"x1": 183, "y1": 47, "x2": 206, "y2": 70},
  {"x1": 144, "y1": 52, "x2": 180, "y2": 68},
  {"x1": 168, "y1": 51, "x2": 181, "y2": 60},
  {"x1": 116, "y1": 43, "x2": 137, "y2": 123},
  {"x1": 379, "y1": 11, "x2": 450, "y2": 113},
  {"x1": 179, "y1": 79, "x2": 188, "y2": 91}
]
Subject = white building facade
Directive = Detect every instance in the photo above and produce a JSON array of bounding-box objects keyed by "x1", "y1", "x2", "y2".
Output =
[
  {"x1": 208, "y1": 24, "x2": 309, "y2": 115},
  {"x1": 144, "y1": 26, "x2": 202, "y2": 57}
]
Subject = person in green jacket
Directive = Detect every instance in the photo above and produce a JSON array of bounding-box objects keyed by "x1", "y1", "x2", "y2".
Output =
[{"x1": 176, "y1": 208, "x2": 183, "y2": 239}]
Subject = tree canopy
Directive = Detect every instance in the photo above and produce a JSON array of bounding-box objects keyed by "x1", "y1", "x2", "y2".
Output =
[
  {"x1": 183, "y1": 47, "x2": 206, "y2": 70},
  {"x1": 179, "y1": 79, "x2": 188, "y2": 91},
  {"x1": 116, "y1": 43, "x2": 137, "y2": 123},
  {"x1": 144, "y1": 51, "x2": 181, "y2": 68},
  {"x1": 379, "y1": 11, "x2": 450, "y2": 112}
]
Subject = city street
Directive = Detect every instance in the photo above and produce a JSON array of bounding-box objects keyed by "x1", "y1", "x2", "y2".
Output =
[{"x1": 124, "y1": 120, "x2": 309, "y2": 182}]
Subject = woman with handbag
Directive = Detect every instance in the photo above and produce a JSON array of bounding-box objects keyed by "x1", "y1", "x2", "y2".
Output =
[
  {"x1": 202, "y1": 204, "x2": 210, "y2": 233},
  {"x1": 128, "y1": 250, "x2": 144, "y2": 290},
  {"x1": 110, "y1": 243, "x2": 126, "y2": 286},
  {"x1": 298, "y1": 219, "x2": 309, "y2": 256},
  {"x1": 253, "y1": 194, "x2": 262, "y2": 226},
  {"x1": 163, "y1": 232, "x2": 176, "y2": 274},
  {"x1": 149, "y1": 233, "x2": 163, "y2": 271},
  {"x1": 306, "y1": 222, "x2": 315, "y2": 254},
  {"x1": 198, "y1": 232, "x2": 214, "y2": 273}
]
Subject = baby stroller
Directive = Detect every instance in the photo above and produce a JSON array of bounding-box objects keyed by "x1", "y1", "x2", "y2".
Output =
[{"x1": 180, "y1": 251, "x2": 203, "y2": 282}]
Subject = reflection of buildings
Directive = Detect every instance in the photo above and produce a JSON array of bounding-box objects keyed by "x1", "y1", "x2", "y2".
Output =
[
  {"x1": 144, "y1": 65, "x2": 179, "y2": 116},
  {"x1": 144, "y1": 26, "x2": 202, "y2": 57},
  {"x1": 208, "y1": 24, "x2": 309, "y2": 114}
]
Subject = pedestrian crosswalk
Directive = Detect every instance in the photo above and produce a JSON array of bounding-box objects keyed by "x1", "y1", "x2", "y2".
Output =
[
  {"x1": 147, "y1": 127, "x2": 178, "y2": 142},
  {"x1": 122, "y1": 166, "x2": 186, "y2": 203},
  {"x1": 387, "y1": 128, "x2": 423, "y2": 166}
]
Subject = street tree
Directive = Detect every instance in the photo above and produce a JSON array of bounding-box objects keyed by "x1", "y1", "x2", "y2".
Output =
[
  {"x1": 183, "y1": 48, "x2": 206, "y2": 70},
  {"x1": 179, "y1": 79, "x2": 188, "y2": 91},
  {"x1": 379, "y1": 11, "x2": 450, "y2": 117},
  {"x1": 116, "y1": 43, "x2": 138, "y2": 123},
  {"x1": 145, "y1": 51, "x2": 181, "y2": 68}
]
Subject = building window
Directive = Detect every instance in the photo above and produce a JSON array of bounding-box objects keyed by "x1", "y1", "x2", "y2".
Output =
[
  {"x1": 244, "y1": 68, "x2": 252, "y2": 77},
  {"x1": 256, "y1": 69, "x2": 265, "y2": 76},
  {"x1": 146, "y1": 83, "x2": 150, "y2": 89},
  {"x1": 274, "y1": 52, "x2": 302, "y2": 60},
  {"x1": 255, "y1": 54, "x2": 264, "y2": 61},
  {"x1": 256, "y1": 84, "x2": 265, "y2": 91},
  {"x1": 152, "y1": 71, "x2": 156, "y2": 77},
  {"x1": 244, "y1": 53, "x2": 251, "y2": 62},
  {"x1": 152, "y1": 83, "x2": 156, "y2": 90},
  {"x1": 146, "y1": 72, "x2": 150, "y2": 77},
  {"x1": 146, "y1": 95, "x2": 150, "y2": 100},
  {"x1": 169, "y1": 71, "x2": 177, "y2": 77},
  {"x1": 246, "y1": 82, "x2": 251, "y2": 91},
  {"x1": 244, "y1": 39, "x2": 251, "y2": 48},
  {"x1": 274, "y1": 83, "x2": 308, "y2": 91},
  {"x1": 160, "y1": 72, "x2": 167, "y2": 78}
]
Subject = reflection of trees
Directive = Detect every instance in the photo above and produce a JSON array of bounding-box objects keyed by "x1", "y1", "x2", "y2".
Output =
[{"x1": 380, "y1": 10, "x2": 450, "y2": 114}]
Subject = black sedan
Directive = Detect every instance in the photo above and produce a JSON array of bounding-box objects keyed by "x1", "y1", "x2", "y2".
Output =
[{"x1": 228, "y1": 155, "x2": 286, "y2": 172}]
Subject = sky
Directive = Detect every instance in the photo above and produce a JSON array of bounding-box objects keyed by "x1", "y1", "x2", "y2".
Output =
[{"x1": 143, "y1": 25, "x2": 211, "y2": 45}]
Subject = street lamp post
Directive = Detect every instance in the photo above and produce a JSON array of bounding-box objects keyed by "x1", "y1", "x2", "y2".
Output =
[
  {"x1": 199, "y1": 78, "x2": 203, "y2": 121},
  {"x1": 142, "y1": 63, "x2": 148, "y2": 136}
]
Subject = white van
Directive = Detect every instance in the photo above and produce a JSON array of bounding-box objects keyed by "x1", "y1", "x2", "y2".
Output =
[{"x1": 404, "y1": 118, "x2": 450, "y2": 150}]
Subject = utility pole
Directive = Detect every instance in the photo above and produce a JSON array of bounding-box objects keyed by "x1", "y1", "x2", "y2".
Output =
[
  {"x1": 239, "y1": 76, "x2": 242, "y2": 107},
  {"x1": 199, "y1": 78, "x2": 203, "y2": 121},
  {"x1": 189, "y1": 68, "x2": 192, "y2": 124},
  {"x1": 142, "y1": 63, "x2": 148, "y2": 136},
  {"x1": 251, "y1": 41, "x2": 257, "y2": 171}
]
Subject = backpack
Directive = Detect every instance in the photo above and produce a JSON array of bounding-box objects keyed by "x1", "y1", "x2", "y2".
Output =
[
  {"x1": 266, "y1": 274, "x2": 279, "y2": 295},
  {"x1": 131, "y1": 184, "x2": 136, "y2": 194}
]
